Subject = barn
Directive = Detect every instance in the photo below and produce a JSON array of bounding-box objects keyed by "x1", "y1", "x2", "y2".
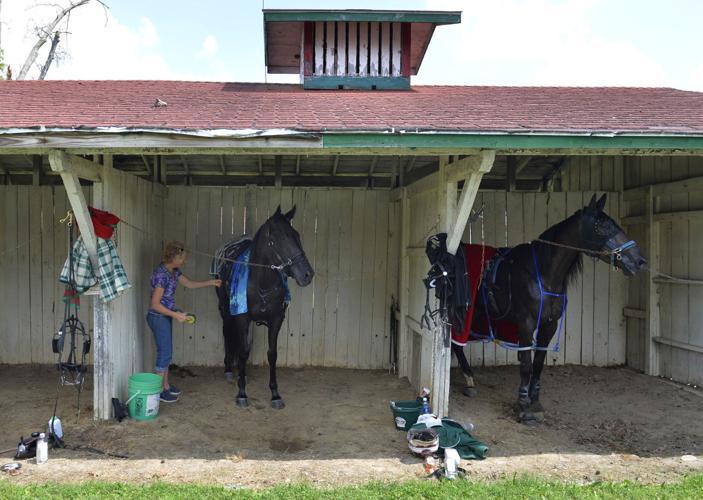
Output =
[{"x1": 1, "y1": 7, "x2": 703, "y2": 434}]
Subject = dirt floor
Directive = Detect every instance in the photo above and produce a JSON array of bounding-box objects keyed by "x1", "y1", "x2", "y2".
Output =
[{"x1": 0, "y1": 363, "x2": 702, "y2": 487}]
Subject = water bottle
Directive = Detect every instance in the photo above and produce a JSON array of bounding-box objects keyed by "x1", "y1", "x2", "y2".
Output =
[
  {"x1": 36, "y1": 433, "x2": 48, "y2": 464},
  {"x1": 49, "y1": 416, "x2": 63, "y2": 439},
  {"x1": 421, "y1": 396, "x2": 430, "y2": 415}
]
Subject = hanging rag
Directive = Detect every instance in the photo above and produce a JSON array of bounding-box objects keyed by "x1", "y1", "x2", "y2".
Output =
[{"x1": 59, "y1": 235, "x2": 131, "y2": 302}]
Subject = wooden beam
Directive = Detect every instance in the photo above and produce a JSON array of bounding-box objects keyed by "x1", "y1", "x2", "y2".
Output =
[
  {"x1": 48, "y1": 151, "x2": 99, "y2": 269},
  {"x1": 514, "y1": 156, "x2": 532, "y2": 175},
  {"x1": 622, "y1": 208, "x2": 703, "y2": 226},
  {"x1": 47, "y1": 151, "x2": 103, "y2": 182},
  {"x1": 274, "y1": 155, "x2": 282, "y2": 188},
  {"x1": 506, "y1": 157, "x2": 516, "y2": 192},
  {"x1": 368, "y1": 156, "x2": 379, "y2": 176},
  {"x1": 332, "y1": 156, "x2": 340, "y2": 176},
  {"x1": 644, "y1": 186, "x2": 660, "y2": 376},
  {"x1": 653, "y1": 336, "x2": 703, "y2": 355},
  {"x1": 140, "y1": 154, "x2": 152, "y2": 178},
  {"x1": 32, "y1": 155, "x2": 43, "y2": 186},
  {"x1": 258, "y1": 157, "x2": 263, "y2": 175},
  {"x1": 398, "y1": 189, "x2": 411, "y2": 379},
  {"x1": 219, "y1": 155, "x2": 226, "y2": 174},
  {"x1": 623, "y1": 307, "x2": 646, "y2": 319},
  {"x1": 159, "y1": 156, "x2": 168, "y2": 185},
  {"x1": 624, "y1": 174, "x2": 703, "y2": 201},
  {"x1": 295, "y1": 155, "x2": 301, "y2": 175},
  {"x1": 446, "y1": 150, "x2": 495, "y2": 254}
]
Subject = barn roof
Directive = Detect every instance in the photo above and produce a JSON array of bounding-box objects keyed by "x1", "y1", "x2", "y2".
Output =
[{"x1": 1, "y1": 80, "x2": 702, "y2": 136}]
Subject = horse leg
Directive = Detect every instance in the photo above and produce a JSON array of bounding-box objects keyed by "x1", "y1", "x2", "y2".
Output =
[
  {"x1": 267, "y1": 314, "x2": 285, "y2": 409},
  {"x1": 517, "y1": 349, "x2": 537, "y2": 424},
  {"x1": 528, "y1": 349, "x2": 547, "y2": 416},
  {"x1": 222, "y1": 315, "x2": 236, "y2": 383},
  {"x1": 451, "y1": 343, "x2": 477, "y2": 397},
  {"x1": 233, "y1": 315, "x2": 251, "y2": 408}
]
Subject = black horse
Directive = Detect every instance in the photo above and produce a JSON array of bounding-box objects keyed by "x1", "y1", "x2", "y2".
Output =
[
  {"x1": 215, "y1": 206, "x2": 314, "y2": 409},
  {"x1": 451, "y1": 194, "x2": 646, "y2": 424}
]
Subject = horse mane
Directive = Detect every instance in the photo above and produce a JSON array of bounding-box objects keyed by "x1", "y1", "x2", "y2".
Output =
[{"x1": 536, "y1": 210, "x2": 584, "y2": 287}]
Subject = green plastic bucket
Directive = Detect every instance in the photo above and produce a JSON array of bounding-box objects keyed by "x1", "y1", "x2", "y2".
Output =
[
  {"x1": 389, "y1": 399, "x2": 422, "y2": 431},
  {"x1": 127, "y1": 373, "x2": 162, "y2": 421}
]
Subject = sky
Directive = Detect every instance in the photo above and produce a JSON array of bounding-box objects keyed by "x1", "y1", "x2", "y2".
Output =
[{"x1": 1, "y1": 0, "x2": 702, "y2": 90}]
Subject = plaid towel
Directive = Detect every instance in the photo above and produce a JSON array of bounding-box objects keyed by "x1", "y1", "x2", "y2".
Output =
[{"x1": 59, "y1": 236, "x2": 131, "y2": 303}]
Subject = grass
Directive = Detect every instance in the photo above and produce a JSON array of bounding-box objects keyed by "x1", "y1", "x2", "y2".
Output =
[{"x1": 1, "y1": 475, "x2": 702, "y2": 499}]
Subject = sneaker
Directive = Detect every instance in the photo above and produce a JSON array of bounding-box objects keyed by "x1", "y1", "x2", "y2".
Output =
[
  {"x1": 160, "y1": 390, "x2": 178, "y2": 403},
  {"x1": 168, "y1": 385, "x2": 182, "y2": 396}
]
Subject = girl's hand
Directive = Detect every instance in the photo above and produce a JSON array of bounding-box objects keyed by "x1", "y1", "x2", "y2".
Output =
[
  {"x1": 211, "y1": 279, "x2": 222, "y2": 288},
  {"x1": 174, "y1": 312, "x2": 188, "y2": 323}
]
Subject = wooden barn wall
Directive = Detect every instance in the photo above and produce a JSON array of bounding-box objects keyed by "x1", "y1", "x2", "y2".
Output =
[
  {"x1": 622, "y1": 156, "x2": 703, "y2": 386},
  {"x1": 403, "y1": 187, "x2": 626, "y2": 391},
  {"x1": 559, "y1": 156, "x2": 625, "y2": 192},
  {"x1": 0, "y1": 185, "x2": 94, "y2": 364},
  {"x1": 163, "y1": 186, "x2": 399, "y2": 369}
]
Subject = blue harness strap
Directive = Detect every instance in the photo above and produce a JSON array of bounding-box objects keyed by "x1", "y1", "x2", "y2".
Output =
[{"x1": 480, "y1": 243, "x2": 567, "y2": 352}]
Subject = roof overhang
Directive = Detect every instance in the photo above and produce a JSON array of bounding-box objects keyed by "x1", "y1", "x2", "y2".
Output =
[
  {"x1": 2, "y1": 128, "x2": 703, "y2": 156},
  {"x1": 263, "y1": 9, "x2": 461, "y2": 76}
]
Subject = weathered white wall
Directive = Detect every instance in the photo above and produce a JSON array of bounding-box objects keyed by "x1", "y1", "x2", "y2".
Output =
[
  {"x1": 0, "y1": 185, "x2": 93, "y2": 364},
  {"x1": 163, "y1": 186, "x2": 400, "y2": 369},
  {"x1": 621, "y1": 156, "x2": 703, "y2": 386}
]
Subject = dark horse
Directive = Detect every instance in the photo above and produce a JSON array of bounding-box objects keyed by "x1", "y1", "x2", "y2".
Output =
[
  {"x1": 215, "y1": 206, "x2": 314, "y2": 409},
  {"x1": 451, "y1": 194, "x2": 646, "y2": 424}
]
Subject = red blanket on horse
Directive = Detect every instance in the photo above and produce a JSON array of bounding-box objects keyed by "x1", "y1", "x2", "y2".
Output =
[{"x1": 451, "y1": 244, "x2": 519, "y2": 347}]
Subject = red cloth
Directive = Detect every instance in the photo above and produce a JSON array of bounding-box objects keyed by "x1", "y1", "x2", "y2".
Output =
[
  {"x1": 451, "y1": 244, "x2": 520, "y2": 346},
  {"x1": 88, "y1": 206, "x2": 120, "y2": 239}
]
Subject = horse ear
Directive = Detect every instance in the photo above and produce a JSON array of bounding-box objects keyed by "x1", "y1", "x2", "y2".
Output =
[
  {"x1": 585, "y1": 194, "x2": 597, "y2": 214},
  {"x1": 284, "y1": 205, "x2": 296, "y2": 222},
  {"x1": 274, "y1": 205, "x2": 282, "y2": 216},
  {"x1": 596, "y1": 193, "x2": 607, "y2": 212}
]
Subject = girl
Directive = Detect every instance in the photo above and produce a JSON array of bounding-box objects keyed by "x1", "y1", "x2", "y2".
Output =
[{"x1": 147, "y1": 241, "x2": 221, "y2": 402}]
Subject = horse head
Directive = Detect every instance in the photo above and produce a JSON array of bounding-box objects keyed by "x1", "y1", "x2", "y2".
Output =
[
  {"x1": 263, "y1": 205, "x2": 315, "y2": 287},
  {"x1": 580, "y1": 194, "x2": 647, "y2": 276}
]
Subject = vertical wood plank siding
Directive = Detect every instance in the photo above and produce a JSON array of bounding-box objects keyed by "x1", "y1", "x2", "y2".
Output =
[{"x1": 162, "y1": 187, "x2": 399, "y2": 369}]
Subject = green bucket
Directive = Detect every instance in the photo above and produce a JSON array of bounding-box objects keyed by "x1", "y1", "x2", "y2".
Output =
[
  {"x1": 127, "y1": 373, "x2": 162, "y2": 421},
  {"x1": 389, "y1": 399, "x2": 422, "y2": 431}
]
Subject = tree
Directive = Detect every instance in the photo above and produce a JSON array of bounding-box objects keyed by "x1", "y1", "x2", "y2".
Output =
[{"x1": 1, "y1": 0, "x2": 109, "y2": 81}]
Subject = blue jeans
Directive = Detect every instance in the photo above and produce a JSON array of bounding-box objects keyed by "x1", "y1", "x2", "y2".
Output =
[{"x1": 147, "y1": 311, "x2": 173, "y2": 372}]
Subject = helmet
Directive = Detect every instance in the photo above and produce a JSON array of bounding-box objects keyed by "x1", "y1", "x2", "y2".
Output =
[{"x1": 407, "y1": 427, "x2": 439, "y2": 456}]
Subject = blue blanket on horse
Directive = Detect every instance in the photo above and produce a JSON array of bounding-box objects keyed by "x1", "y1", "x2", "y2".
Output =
[{"x1": 228, "y1": 246, "x2": 291, "y2": 316}]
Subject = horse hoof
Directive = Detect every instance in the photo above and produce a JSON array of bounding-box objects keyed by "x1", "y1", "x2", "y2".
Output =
[
  {"x1": 236, "y1": 397, "x2": 249, "y2": 408},
  {"x1": 271, "y1": 399, "x2": 285, "y2": 410},
  {"x1": 225, "y1": 372, "x2": 234, "y2": 383},
  {"x1": 518, "y1": 410, "x2": 543, "y2": 426},
  {"x1": 462, "y1": 386, "x2": 477, "y2": 398}
]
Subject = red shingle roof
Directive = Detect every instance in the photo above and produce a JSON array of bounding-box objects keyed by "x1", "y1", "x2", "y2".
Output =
[{"x1": 1, "y1": 80, "x2": 702, "y2": 134}]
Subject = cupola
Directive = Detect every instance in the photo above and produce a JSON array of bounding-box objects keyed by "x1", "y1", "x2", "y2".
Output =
[{"x1": 263, "y1": 9, "x2": 461, "y2": 90}]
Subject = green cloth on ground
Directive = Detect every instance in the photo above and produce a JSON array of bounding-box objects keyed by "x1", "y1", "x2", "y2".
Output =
[{"x1": 409, "y1": 417, "x2": 488, "y2": 460}]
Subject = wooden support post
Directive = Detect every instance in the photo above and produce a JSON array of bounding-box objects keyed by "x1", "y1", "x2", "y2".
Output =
[
  {"x1": 48, "y1": 151, "x2": 101, "y2": 268},
  {"x1": 274, "y1": 156, "x2": 282, "y2": 188},
  {"x1": 429, "y1": 151, "x2": 495, "y2": 417},
  {"x1": 506, "y1": 157, "x2": 516, "y2": 192},
  {"x1": 446, "y1": 151, "x2": 495, "y2": 255},
  {"x1": 645, "y1": 185, "x2": 661, "y2": 376},
  {"x1": 398, "y1": 188, "x2": 411, "y2": 379},
  {"x1": 159, "y1": 155, "x2": 168, "y2": 185},
  {"x1": 245, "y1": 185, "x2": 256, "y2": 236},
  {"x1": 32, "y1": 155, "x2": 43, "y2": 186}
]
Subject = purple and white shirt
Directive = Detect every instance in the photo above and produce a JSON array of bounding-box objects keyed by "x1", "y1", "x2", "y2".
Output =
[{"x1": 150, "y1": 264, "x2": 181, "y2": 313}]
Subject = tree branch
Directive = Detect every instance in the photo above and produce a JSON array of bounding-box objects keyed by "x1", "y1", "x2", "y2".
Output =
[
  {"x1": 38, "y1": 31, "x2": 60, "y2": 79},
  {"x1": 16, "y1": 0, "x2": 91, "y2": 80}
]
